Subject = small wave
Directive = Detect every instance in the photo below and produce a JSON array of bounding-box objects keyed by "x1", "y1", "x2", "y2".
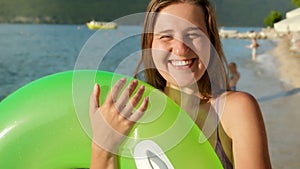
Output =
[{"x1": 255, "y1": 53, "x2": 279, "y2": 78}]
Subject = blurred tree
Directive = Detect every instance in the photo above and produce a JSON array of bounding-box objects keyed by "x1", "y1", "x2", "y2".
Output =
[
  {"x1": 291, "y1": 0, "x2": 300, "y2": 7},
  {"x1": 264, "y1": 10, "x2": 282, "y2": 27}
]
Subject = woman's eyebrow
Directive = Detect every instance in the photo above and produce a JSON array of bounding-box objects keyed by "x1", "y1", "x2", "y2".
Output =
[
  {"x1": 185, "y1": 27, "x2": 205, "y2": 33},
  {"x1": 154, "y1": 29, "x2": 174, "y2": 35}
]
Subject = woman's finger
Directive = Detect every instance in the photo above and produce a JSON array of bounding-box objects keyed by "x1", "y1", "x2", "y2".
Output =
[
  {"x1": 90, "y1": 83, "x2": 100, "y2": 114},
  {"x1": 106, "y1": 78, "x2": 127, "y2": 105},
  {"x1": 116, "y1": 80, "x2": 138, "y2": 112},
  {"x1": 121, "y1": 85, "x2": 145, "y2": 118},
  {"x1": 128, "y1": 97, "x2": 149, "y2": 123}
]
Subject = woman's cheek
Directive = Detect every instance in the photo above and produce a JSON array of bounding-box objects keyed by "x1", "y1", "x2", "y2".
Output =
[
  {"x1": 151, "y1": 49, "x2": 169, "y2": 71},
  {"x1": 193, "y1": 40, "x2": 211, "y2": 67},
  {"x1": 151, "y1": 41, "x2": 170, "y2": 70}
]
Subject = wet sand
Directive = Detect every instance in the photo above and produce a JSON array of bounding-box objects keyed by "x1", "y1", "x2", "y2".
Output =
[
  {"x1": 272, "y1": 37, "x2": 300, "y2": 88},
  {"x1": 261, "y1": 37, "x2": 300, "y2": 169}
]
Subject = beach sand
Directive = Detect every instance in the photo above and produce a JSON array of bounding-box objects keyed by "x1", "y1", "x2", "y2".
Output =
[
  {"x1": 261, "y1": 36, "x2": 300, "y2": 169},
  {"x1": 272, "y1": 37, "x2": 300, "y2": 88}
]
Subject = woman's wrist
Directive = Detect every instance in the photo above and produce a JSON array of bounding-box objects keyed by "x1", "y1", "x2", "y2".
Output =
[
  {"x1": 91, "y1": 142, "x2": 115, "y2": 159},
  {"x1": 90, "y1": 142, "x2": 117, "y2": 169}
]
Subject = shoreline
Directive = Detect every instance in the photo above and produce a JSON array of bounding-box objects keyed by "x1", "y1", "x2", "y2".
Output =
[
  {"x1": 261, "y1": 35, "x2": 300, "y2": 169},
  {"x1": 271, "y1": 36, "x2": 300, "y2": 88}
]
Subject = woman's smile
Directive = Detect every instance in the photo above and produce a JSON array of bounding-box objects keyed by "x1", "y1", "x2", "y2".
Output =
[{"x1": 168, "y1": 58, "x2": 196, "y2": 69}]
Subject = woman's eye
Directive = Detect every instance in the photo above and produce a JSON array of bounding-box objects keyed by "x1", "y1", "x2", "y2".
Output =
[
  {"x1": 186, "y1": 33, "x2": 202, "y2": 39},
  {"x1": 159, "y1": 35, "x2": 173, "y2": 40}
]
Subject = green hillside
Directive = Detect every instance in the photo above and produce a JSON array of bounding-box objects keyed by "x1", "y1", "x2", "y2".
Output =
[
  {"x1": 0, "y1": 0, "x2": 149, "y2": 24},
  {"x1": 0, "y1": 0, "x2": 295, "y2": 26},
  {"x1": 214, "y1": 0, "x2": 295, "y2": 26}
]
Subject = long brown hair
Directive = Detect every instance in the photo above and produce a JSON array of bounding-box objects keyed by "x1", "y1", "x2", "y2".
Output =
[{"x1": 135, "y1": 0, "x2": 229, "y2": 100}]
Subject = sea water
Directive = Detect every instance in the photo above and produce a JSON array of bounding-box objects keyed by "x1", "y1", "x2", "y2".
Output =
[{"x1": 0, "y1": 24, "x2": 283, "y2": 101}]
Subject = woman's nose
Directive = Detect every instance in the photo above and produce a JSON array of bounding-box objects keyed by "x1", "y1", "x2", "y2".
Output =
[{"x1": 172, "y1": 39, "x2": 190, "y2": 56}]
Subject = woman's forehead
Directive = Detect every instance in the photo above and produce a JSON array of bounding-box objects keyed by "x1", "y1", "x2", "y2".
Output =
[{"x1": 154, "y1": 3, "x2": 207, "y2": 33}]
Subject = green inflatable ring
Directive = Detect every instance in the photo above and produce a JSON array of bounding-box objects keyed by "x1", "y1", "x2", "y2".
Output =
[{"x1": 0, "y1": 70, "x2": 223, "y2": 168}]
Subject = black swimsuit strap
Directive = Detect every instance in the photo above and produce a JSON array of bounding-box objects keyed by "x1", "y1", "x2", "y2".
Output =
[{"x1": 215, "y1": 98, "x2": 233, "y2": 169}]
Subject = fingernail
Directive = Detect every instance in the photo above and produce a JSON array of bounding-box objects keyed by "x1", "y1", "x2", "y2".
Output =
[
  {"x1": 94, "y1": 83, "x2": 98, "y2": 94},
  {"x1": 132, "y1": 79, "x2": 138, "y2": 84},
  {"x1": 120, "y1": 77, "x2": 126, "y2": 82},
  {"x1": 140, "y1": 85, "x2": 145, "y2": 90}
]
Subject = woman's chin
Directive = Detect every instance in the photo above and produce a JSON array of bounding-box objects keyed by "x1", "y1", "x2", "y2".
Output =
[{"x1": 170, "y1": 79, "x2": 198, "y2": 90}]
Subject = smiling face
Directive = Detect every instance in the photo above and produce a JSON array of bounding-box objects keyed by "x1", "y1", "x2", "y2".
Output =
[{"x1": 151, "y1": 3, "x2": 211, "y2": 89}]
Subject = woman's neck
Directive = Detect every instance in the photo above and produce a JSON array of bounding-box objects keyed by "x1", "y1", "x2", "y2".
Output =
[
  {"x1": 164, "y1": 85, "x2": 204, "y2": 120},
  {"x1": 165, "y1": 83, "x2": 199, "y2": 97}
]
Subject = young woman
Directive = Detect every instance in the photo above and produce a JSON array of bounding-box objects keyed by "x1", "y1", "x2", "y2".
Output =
[{"x1": 89, "y1": 0, "x2": 272, "y2": 168}]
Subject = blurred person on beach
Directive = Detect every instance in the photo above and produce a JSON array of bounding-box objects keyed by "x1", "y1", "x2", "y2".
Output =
[
  {"x1": 89, "y1": 0, "x2": 272, "y2": 169},
  {"x1": 246, "y1": 37, "x2": 259, "y2": 61},
  {"x1": 228, "y1": 62, "x2": 240, "y2": 91}
]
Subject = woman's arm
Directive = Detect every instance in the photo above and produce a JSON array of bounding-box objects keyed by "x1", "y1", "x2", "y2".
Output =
[
  {"x1": 90, "y1": 142, "x2": 117, "y2": 169},
  {"x1": 89, "y1": 79, "x2": 149, "y2": 169},
  {"x1": 221, "y1": 92, "x2": 272, "y2": 169}
]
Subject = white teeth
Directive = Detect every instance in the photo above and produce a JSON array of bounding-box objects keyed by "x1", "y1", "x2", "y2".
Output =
[{"x1": 170, "y1": 59, "x2": 193, "y2": 66}]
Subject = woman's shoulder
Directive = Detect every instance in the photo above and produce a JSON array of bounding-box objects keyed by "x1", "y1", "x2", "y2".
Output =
[
  {"x1": 223, "y1": 91, "x2": 257, "y2": 104},
  {"x1": 217, "y1": 91, "x2": 262, "y2": 137}
]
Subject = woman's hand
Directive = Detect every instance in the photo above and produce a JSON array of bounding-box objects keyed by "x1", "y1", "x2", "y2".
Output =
[{"x1": 90, "y1": 78, "x2": 149, "y2": 154}]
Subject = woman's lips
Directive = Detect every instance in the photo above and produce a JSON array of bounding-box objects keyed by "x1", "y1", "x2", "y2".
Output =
[{"x1": 168, "y1": 58, "x2": 196, "y2": 69}]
